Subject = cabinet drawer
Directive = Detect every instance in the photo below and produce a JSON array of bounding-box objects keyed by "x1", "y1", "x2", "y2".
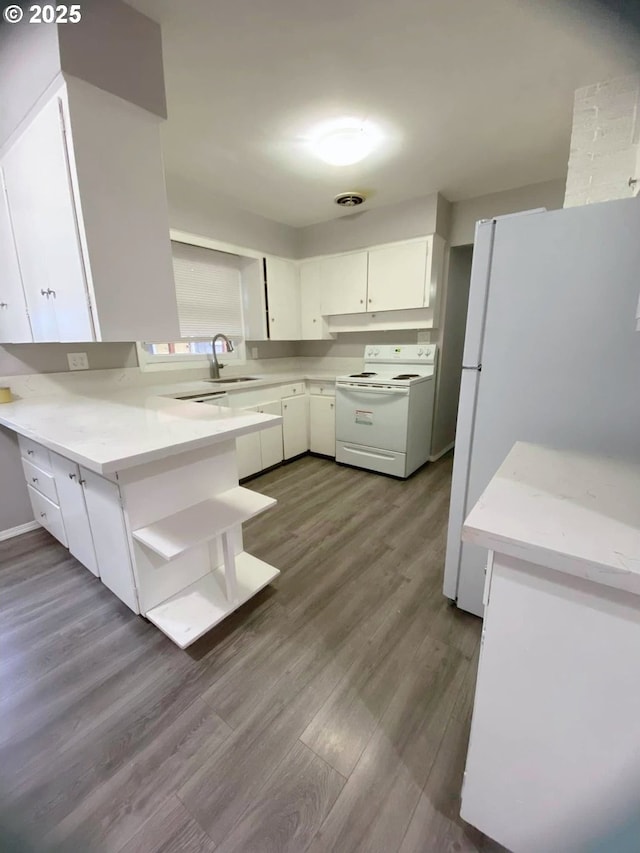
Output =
[
  {"x1": 22, "y1": 458, "x2": 59, "y2": 504},
  {"x1": 280, "y1": 382, "x2": 305, "y2": 398},
  {"x1": 18, "y1": 435, "x2": 52, "y2": 473},
  {"x1": 308, "y1": 381, "x2": 335, "y2": 397},
  {"x1": 28, "y1": 485, "x2": 67, "y2": 546}
]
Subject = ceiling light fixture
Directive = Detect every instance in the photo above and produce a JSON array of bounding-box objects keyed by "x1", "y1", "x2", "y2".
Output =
[{"x1": 308, "y1": 117, "x2": 382, "y2": 166}]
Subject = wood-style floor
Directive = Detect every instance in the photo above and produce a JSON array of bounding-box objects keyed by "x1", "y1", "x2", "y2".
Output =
[{"x1": 0, "y1": 454, "x2": 503, "y2": 853}]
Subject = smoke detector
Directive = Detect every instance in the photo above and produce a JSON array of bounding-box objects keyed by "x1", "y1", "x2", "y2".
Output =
[{"x1": 334, "y1": 192, "x2": 366, "y2": 207}]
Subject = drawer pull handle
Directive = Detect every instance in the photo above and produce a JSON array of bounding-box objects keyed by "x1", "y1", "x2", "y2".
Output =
[
  {"x1": 32, "y1": 477, "x2": 38, "y2": 483},
  {"x1": 68, "y1": 473, "x2": 76, "y2": 480},
  {"x1": 0, "y1": 302, "x2": 7, "y2": 309},
  {"x1": 27, "y1": 449, "x2": 34, "y2": 456},
  {"x1": 79, "y1": 479, "x2": 86, "y2": 486},
  {"x1": 40, "y1": 512, "x2": 46, "y2": 519}
]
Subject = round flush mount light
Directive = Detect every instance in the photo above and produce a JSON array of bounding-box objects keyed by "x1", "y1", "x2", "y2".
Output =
[{"x1": 308, "y1": 118, "x2": 382, "y2": 166}]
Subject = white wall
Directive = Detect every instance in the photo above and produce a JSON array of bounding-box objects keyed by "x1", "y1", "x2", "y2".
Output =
[
  {"x1": 298, "y1": 193, "x2": 441, "y2": 257},
  {"x1": 431, "y1": 245, "x2": 473, "y2": 457},
  {"x1": 0, "y1": 19, "x2": 60, "y2": 148},
  {"x1": 565, "y1": 75, "x2": 640, "y2": 207},
  {"x1": 449, "y1": 179, "x2": 566, "y2": 246},
  {"x1": 0, "y1": 1, "x2": 165, "y2": 150},
  {"x1": 58, "y1": 0, "x2": 167, "y2": 119},
  {"x1": 167, "y1": 176, "x2": 299, "y2": 259}
]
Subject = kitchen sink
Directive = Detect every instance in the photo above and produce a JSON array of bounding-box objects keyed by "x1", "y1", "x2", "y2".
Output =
[{"x1": 205, "y1": 377, "x2": 260, "y2": 384}]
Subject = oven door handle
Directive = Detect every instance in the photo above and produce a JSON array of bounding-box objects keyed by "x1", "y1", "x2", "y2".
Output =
[{"x1": 336, "y1": 383, "x2": 410, "y2": 396}]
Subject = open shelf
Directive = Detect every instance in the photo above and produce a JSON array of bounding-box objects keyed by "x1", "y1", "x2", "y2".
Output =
[
  {"x1": 132, "y1": 487, "x2": 277, "y2": 561},
  {"x1": 145, "y1": 552, "x2": 279, "y2": 648}
]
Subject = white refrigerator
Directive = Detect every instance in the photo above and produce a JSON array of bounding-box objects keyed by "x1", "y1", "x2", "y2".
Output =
[{"x1": 443, "y1": 196, "x2": 640, "y2": 617}]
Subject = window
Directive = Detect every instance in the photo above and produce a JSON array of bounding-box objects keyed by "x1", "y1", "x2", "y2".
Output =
[{"x1": 139, "y1": 240, "x2": 246, "y2": 370}]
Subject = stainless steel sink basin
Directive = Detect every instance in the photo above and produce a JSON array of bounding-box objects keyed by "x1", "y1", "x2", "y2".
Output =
[{"x1": 205, "y1": 377, "x2": 260, "y2": 384}]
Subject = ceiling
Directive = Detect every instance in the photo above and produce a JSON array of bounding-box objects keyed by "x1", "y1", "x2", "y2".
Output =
[{"x1": 129, "y1": 0, "x2": 637, "y2": 227}]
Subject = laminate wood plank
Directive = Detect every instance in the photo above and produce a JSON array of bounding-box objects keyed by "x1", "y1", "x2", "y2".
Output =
[
  {"x1": 180, "y1": 549, "x2": 405, "y2": 844},
  {"x1": 215, "y1": 741, "x2": 345, "y2": 853},
  {"x1": 117, "y1": 796, "x2": 216, "y2": 853},
  {"x1": 299, "y1": 553, "x2": 449, "y2": 777},
  {"x1": 46, "y1": 699, "x2": 231, "y2": 852},
  {"x1": 0, "y1": 454, "x2": 484, "y2": 853},
  {"x1": 398, "y1": 659, "x2": 506, "y2": 853},
  {"x1": 307, "y1": 635, "x2": 468, "y2": 853}
]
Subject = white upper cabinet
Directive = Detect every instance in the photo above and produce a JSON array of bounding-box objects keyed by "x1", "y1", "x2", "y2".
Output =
[
  {"x1": 0, "y1": 169, "x2": 31, "y2": 343},
  {"x1": 0, "y1": 78, "x2": 179, "y2": 343},
  {"x1": 265, "y1": 257, "x2": 301, "y2": 340},
  {"x1": 300, "y1": 259, "x2": 333, "y2": 339},
  {"x1": 367, "y1": 239, "x2": 429, "y2": 311},
  {"x1": 319, "y1": 251, "x2": 369, "y2": 315},
  {"x1": 3, "y1": 95, "x2": 95, "y2": 343}
]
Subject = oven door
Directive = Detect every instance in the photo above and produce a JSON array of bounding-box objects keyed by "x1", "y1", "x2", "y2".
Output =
[{"x1": 335, "y1": 382, "x2": 410, "y2": 452}]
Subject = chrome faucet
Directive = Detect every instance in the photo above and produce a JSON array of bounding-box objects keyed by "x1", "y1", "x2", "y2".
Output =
[{"x1": 210, "y1": 333, "x2": 234, "y2": 379}]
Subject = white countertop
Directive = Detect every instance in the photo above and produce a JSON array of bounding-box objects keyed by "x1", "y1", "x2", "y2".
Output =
[
  {"x1": 0, "y1": 371, "x2": 339, "y2": 475},
  {"x1": 0, "y1": 389, "x2": 278, "y2": 476},
  {"x1": 463, "y1": 441, "x2": 640, "y2": 597}
]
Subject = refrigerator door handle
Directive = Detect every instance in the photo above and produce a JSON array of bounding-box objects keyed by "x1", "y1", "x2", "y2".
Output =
[{"x1": 462, "y1": 365, "x2": 482, "y2": 371}]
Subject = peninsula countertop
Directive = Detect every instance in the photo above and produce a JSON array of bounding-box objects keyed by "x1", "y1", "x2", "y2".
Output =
[
  {"x1": 462, "y1": 441, "x2": 640, "y2": 597},
  {"x1": 0, "y1": 388, "x2": 282, "y2": 475}
]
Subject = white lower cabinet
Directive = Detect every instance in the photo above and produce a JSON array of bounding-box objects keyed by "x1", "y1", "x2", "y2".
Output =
[
  {"x1": 50, "y1": 452, "x2": 99, "y2": 577},
  {"x1": 259, "y1": 401, "x2": 284, "y2": 468},
  {"x1": 235, "y1": 400, "x2": 284, "y2": 478},
  {"x1": 27, "y1": 485, "x2": 68, "y2": 546},
  {"x1": 81, "y1": 469, "x2": 138, "y2": 612},
  {"x1": 309, "y1": 395, "x2": 336, "y2": 456},
  {"x1": 282, "y1": 394, "x2": 308, "y2": 459}
]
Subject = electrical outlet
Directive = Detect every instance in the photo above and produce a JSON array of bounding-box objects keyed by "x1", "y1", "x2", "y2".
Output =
[
  {"x1": 417, "y1": 330, "x2": 430, "y2": 343},
  {"x1": 251, "y1": 347, "x2": 259, "y2": 359},
  {"x1": 67, "y1": 352, "x2": 89, "y2": 371}
]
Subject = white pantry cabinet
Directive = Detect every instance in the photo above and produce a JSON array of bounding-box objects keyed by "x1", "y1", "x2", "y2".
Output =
[
  {"x1": 282, "y1": 394, "x2": 308, "y2": 459},
  {"x1": 309, "y1": 395, "x2": 336, "y2": 456},
  {"x1": 0, "y1": 78, "x2": 179, "y2": 343},
  {"x1": 300, "y1": 259, "x2": 333, "y2": 339},
  {"x1": 319, "y1": 251, "x2": 369, "y2": 316},
  {"x1": 0, "y1": 169, "x2": 31, "y2": 342},
  {"x1": 265, "y1": 257, "x2": 301, "y2": 340},
  {"x1": 367, "y1": 239, "x2": 429, "y2": 311}
]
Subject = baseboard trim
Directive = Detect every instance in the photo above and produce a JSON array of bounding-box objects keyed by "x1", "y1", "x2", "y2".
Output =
[
  {"x1": 0, "y1": 520, "x2": 40, "y2": 542},
  {"x1": 430, "y1": 441, "x2": 455, "y2": 462}
]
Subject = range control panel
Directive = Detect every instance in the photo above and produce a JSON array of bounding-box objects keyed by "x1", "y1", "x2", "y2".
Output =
[{"x1": 364, "y1": 344, "x2": 437, "y2": 364}]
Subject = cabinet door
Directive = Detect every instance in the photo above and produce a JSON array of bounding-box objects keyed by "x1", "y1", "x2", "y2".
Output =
[
  {"x1": 81, "y1": 469, "x2": 138, "y2": 613},
  {"x1": 282, "y1": 394, "x2": 308, "y2": 459},
  {"x1": 320, "y1": 252, "x2": 368, "y2": 315},
  {"x1": 0, "y1": 169, "x2": 31, "y2": 342},
  {"x1": 367, "y1": 240, "x2": 428, "y2": 311},
  {"x1": 258, "y1": 400, "x2": 284, "y2": 469},
  {"x1": 50, "y1": 453, "x2": 99, "y2": 577},
  {"x1": 266, "y1": 257, "x2": 301, "y2": 340},
  {"x1": 2, "y1": 95, "x2": 94, "y2": 342},
  {"x1": 309, "y1": 396, "x2": 336, "y2": 456},
  {"x1": 235, "y1": 405, "x2": 263, "y2": 479},
  {"x1": 300, "y1": 259, "x2": 332, "y2": 339}
]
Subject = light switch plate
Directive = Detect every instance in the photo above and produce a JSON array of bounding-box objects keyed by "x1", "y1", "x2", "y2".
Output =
[
  {"x1": 417, "y1": 330, "x2": 431, "y2": 343},
  {"x1": 67, "y1": 352, "x2": 89, "y2": 371}
]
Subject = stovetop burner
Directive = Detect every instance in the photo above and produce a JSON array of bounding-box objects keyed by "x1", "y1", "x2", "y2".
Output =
[
  {"x1": 349, "y1": 372, "x2": 377, "y2": 378},
  {"x1": 393, "y1": 374, "x2": 420, "y2": 380}
]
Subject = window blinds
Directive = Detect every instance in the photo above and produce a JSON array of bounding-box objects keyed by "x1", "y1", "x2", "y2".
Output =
[{"x1": 171, "y1": 241, "x2": 244, "y2": 339}]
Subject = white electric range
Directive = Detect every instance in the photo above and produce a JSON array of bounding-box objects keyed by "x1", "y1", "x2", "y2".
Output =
[{"x1": 335, "y1": 344, "x2": 438, "y2": 478}]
